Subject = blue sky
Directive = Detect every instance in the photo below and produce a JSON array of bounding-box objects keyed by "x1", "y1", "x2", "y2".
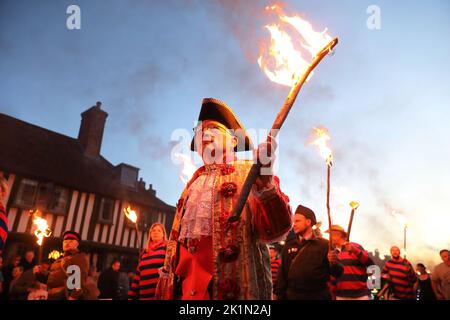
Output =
[{"x1": 1, "y1": 0, "x2": 449, "y2": 266}]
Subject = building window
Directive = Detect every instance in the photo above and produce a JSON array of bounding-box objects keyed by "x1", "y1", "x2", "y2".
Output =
[
  {"x1": 120, "y1": 167, "x2": 138, "y2": 188},
  {"x1": 13, "y1": 178, "x2": 38, "y2": 208},
  {"x1": 48, "y1": 186, "x2": 70, "y2": 215},
  {"x1": 99, "y1": 198, "x2": 114, "y2": 223}
]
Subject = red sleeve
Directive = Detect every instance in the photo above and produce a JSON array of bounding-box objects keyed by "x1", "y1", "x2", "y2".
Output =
[
  {"x1": 352, "y1": 243, "x2": 369, "y2": 265},
  {"x1": 128, "y1": 264, "x2": 141, "y2": 300},
  {"x1": 0, "y1": 204, "x2": 8, "y2": 252},
  {"x1": 251, "y1": 176, "x2": 292, "y2": 242}
]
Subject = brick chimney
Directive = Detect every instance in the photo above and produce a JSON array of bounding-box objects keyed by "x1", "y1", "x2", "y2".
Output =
[{"x1": 78, "y1": 101, "x2": 108, "y2": 157}]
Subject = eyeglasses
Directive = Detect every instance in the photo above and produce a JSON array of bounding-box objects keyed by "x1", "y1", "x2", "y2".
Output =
[{"x1": 192, "y1": 125, "x2": 231, "y2": 135}]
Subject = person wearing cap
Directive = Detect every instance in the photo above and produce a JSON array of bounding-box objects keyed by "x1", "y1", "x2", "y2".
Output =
[
  {"x1": 276, "y1": 205, "x2": 343, "y2": 300},
  {"x1": 157, "y1": 98, "x2": 292, "y2": 300},
  {"x1": 326, "y1": 225, "x2": 373, "y2": 300},
  {"x1": 47, "y1": 231, "x2": 98, "y2": 300}
]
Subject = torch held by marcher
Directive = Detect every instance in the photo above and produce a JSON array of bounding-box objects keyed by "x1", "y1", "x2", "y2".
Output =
[
  {"x1": 347, "y1": 201, "x2": 360, "y2": 241},
  {"x1": 229, "y1": 38, "x2": 339, "y2": 223}
]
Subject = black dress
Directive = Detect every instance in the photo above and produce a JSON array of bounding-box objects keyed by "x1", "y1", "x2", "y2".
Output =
[{"x1": 418, "y1": 276, "x2": 437, "y2": 300}]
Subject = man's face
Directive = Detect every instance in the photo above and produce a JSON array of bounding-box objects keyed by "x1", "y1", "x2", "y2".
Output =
[
  {"x1": 440, "y1": 251, "x2": 449, "y2": 264},
  {"x1": 25, "y1": 251, "x2": 34, "y2": 262},
  {"x1": 391, "y1": 246, "x2": 401, "y2": 258},
  {"x1": 63, "y1": 239, "x2": 79, "y2": 252},
  {"x1": 416, "y1": 265, "x2": 426, "y2": 274},
  {"x1": 12, "y1": 266, "x2": 23, "y2": 278},
  {"x1": 293, "y1": 214, "x2": 310, "y2": 235},
  {"x1": 112, "y1": 261, "x2": 120, "y2": 272},
  {"x1": 330, "y1": 231, "x2": 346, "y2": 246},
  {"x1": 194, "y1": 120, "x2": 237, "y2": 165},
  {"x1": 269, "y1": 248, "x2": 277, "y2": 260}
]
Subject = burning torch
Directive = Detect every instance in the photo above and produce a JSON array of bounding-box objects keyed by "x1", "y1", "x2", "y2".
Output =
[
  {"x1": 311, "y1": 127, "x2": 334, "y2": 249},
  {"x1": 346, "y1": 201, "x2": 360, "y2": 241},
  {"x1": 229, "y1": 7, "x2": 338, "y2": 223},
  {"x1": 124, "y1": 205, "x2": 141, "y2": 252},
  {"x1": 391, "y1": 210, "x2": 408, "y2": 259},
  {"x1": 30, "y1": 210, "x2": 52, "y2": 264}
]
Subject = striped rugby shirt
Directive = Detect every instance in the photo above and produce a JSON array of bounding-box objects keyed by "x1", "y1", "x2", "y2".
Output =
[
  {"x1": 332, "y1": 242, "x2": 373, "y2": 298},
  {"x1": 128, "y1": 242, "x2": 166, "y2": 300},
  {"x1": 0, "y1": 204, "x2": 8, "y2": 252},
  {"x1": 382, "y1": 257, "x2": 417, "y2": 299},
  {"x1": 270, "y1": 258, "x2": 281, "y2": 293}
]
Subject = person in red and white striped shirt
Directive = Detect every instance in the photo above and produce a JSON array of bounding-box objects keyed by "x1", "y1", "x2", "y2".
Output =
[
  {"x1": 269, "y1": 246, "x2": 281, "y2": 299},
  {"x1": 327, "y1": 225, "x2": 373, "y2": 300},
  {"x1": 0, "y1": 177, "x2": 9, "y2": 254},
  {"x1": 128, "y1": 223, "x2": 167, "y2": 300},
  {"x1": 382, "y1": 246, "x2": 417, "y2": 300}
]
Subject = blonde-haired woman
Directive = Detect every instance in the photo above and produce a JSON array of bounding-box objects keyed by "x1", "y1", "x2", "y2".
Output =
[{"x1": 128, "y1": 223, "x2": 167, "y2": 300}]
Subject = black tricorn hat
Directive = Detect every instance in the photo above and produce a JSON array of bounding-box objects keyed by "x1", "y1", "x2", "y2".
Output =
[{"x1": 190, "y1": 98, "x2": 253, "y2": 152}]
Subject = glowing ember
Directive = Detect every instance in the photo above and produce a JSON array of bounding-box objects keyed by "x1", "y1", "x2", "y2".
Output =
[
  {"x1": 174, "y1": 153, "x2": 197, "y2": 184},
  {"x1": 258, "y1": 5, "x2": 333, "y2": 87},
  {"x1": 124, "y1": 206, "x2": 138, "y2": 224},
  {"x1": 311, "y1": 127, "x2": 333, "y2": 166},
  {"x1": 32, "y1": 214, "x2": 52, "y2": 246}
]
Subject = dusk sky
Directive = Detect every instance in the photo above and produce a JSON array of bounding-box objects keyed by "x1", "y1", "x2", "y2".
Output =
[{"x1": 1, "y1": 0, "x2": 449, "y2": 267}]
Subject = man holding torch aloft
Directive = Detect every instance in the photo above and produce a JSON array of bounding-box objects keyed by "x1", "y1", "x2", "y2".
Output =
[
  {"x1": 326, "y1": 225, "x2": 373, "y2": 300},
  {"x1": 156, "y1": 98, "x2": 292, "y2": 300}
]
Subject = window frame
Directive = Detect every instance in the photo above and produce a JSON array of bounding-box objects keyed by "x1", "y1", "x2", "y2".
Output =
[
  {"x1": 12, "y1": 177, "x2": 39, "y2": 209},
  {"x1": 47, "y1": 185, "x2": 71, "y2": 216},
  {"x1": 98, "y1": 197, "x2": 115, "y2": 224}
]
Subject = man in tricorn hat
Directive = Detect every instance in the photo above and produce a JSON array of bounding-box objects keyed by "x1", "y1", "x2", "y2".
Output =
[
  {"x1": 47, "y1": 231, "x2": 98, "y2": 300},
  {"x1": 157, "y1": 98, "x2": 292, "y2": 300}
]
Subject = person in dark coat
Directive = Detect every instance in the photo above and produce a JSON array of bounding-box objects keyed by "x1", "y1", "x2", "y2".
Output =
[
  {"x1": 1, "y1": 254, "x2": 21, "y2": 299},
  {"x1": 47, "y1": 231, "x2": 98, "y2": 300},
  {"x1": 416, "y1": 263, "x2": 436, "y2": 300},
  {"x1": 9, "y1": 260, "x2": 50, "y2": 300},
  {"x1": 276, "y1": 205, "x2": 343, "y2": 300},
  {"x1": 20, "y1": 250, "x2": 36, "y2": 272},
  {"x1": 98, "y1": 259, "x2": 122, "y2": 299}
]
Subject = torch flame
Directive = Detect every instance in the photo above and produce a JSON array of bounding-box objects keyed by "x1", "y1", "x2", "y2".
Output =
[
  {"x1": 258, "y1": 5, "x2": 333, "y2": 87},
  {"x1": 31, "y1": 213, "x2": 52, "y2": 246},
  {"x1": 124, "y1": 206, "x2": 138, "y2": 224},
  {"x1": 311, "y1": 127, "x2": 333, "y2": 166},
  {"x1": 48, "y1": 250, "x2": 61, "y2": 260},
  {"x1": 350, "y1": 201, "x2": 360, "y2": 210},
  {"x1": 391, "y1": 210, "x2": 408, "y2": 228},
  {"x1": 174, "y1": 153, "x2": 197, "y2": 185}
]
